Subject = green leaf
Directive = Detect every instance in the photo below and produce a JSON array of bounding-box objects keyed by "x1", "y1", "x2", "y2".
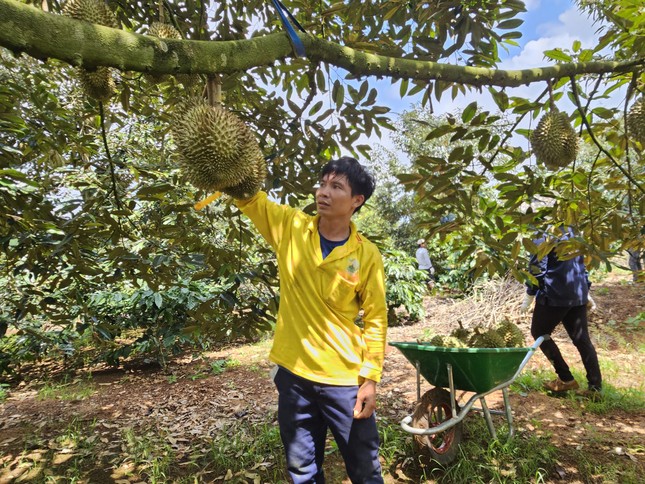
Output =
[
  {"x1": 461, "y1": 102, "x2": 478, "y2": 123},
  {"x1": 425, "y1": 125, "x2": 453, "y2": 140},
  {"x1": 497, "y1": 19, "x2": 523, "y2": 30},
  {"x1": 543, "y1": 49, "x2": 572, "y2": 62}
]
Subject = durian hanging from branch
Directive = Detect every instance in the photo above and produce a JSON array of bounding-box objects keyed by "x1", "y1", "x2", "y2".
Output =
[
  {"x1": 62, "y1": 0, "x2": 119, "y2": 101},
  {"x1": 172, "y1": 80, "x2": 267, "y2": 202},
  {"x1": 627, "y1": 97, "x2": 645, "y2": 145},
  {"x1": 530, "y1": 81, "x2": 579, "y2": 170}
]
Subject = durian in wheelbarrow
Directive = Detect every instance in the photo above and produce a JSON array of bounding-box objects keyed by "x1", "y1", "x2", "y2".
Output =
[
  {"x1": 172, "y1": 101, "x2": 266, "y2": 199},
  {"x1": 627, "y1": 97, "x2": 645, "y2": 145},
  {"x1": 63, "y1": 0, "x2": 119, "y2": 101},
  {"x1": 496, "y1": 320, "x2": 525, "y2": 348},
  {"x1": 468, "y1": 326, "x2": 505, "y2": 349},
  {"x1": 530, "y1": 110, "x2": 579, "y2": 170},
  {"x1": 450, "y1": 321, "x2": 470, "y2": 344}
]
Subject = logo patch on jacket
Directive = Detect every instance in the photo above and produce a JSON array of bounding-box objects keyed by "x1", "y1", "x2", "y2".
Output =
[{"x1": 339, "y1": 258, "x2": 360, "y2": 283}]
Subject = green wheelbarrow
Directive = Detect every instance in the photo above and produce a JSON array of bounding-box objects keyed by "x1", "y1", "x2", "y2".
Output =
[{"x1": 389, "y1": 335, "x2": 547, "y2": 464}]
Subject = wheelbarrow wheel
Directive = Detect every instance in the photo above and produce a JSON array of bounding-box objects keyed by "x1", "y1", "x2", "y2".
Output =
[{"x1": 411, "y1": 387, "x2": 463, "y2": 465}]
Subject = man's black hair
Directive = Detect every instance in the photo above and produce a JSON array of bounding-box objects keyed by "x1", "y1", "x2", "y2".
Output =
[{"x1": 320, "y1": 156, "x2": 375, "y2": 213}]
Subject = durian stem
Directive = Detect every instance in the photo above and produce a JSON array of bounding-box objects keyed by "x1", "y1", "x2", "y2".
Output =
[
  {"x1": 194, "y1": 192, "x2": 222, "y2": 210},
  {"x1": 207, "y1": 76, "x2": 222, "y2": 106},
  {"x1": 158, "y1": 0, "x2": 164, "y2": 23},
  {"x1": 547, "y1": 79, "x2": 554, "y2": 109}
]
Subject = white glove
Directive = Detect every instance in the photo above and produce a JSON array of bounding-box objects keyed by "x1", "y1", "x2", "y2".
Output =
[
  {"x1": 587, "y1": 295, "x2": 597, "y2": 312},
  {"x1": 520, "y1": 294, "x2": 536, "y2": 313}
]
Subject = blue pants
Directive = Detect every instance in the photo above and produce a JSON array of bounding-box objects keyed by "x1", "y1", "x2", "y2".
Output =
[{"x1": 273, "y1": 367, "x2": 383, "y2": 484}]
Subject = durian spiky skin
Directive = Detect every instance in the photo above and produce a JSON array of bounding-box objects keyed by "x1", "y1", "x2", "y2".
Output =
[
  {"x1": 469, "y1": 328, "x2": 505, "y2": 348},
  {"x1": 63, "y1": 0, "x2": 118, "y2": 101},
  {"x1": 450, "y1": 327, "x2": 471, "y2": 343},
  {"x1": 63, "y1": 0, "x2": 119, "y2": 28},
  {"x1": 428, "y1": 335, "x2": 444, "y2": 347},
  {"x1": 496, "y1": 320, "x2": 525, "y2": 348},
  {"x1": 530, "y1": 110, "x2": 579, "y2": 169},
  {"x1": 77, "y1": 67, "x2": 116, "y2": 102},
  {"x1": 145, "y1": 22, "x2": 200, "y2": 86},
  {"x1": 223, "y1": 145, "x2": 267, "y2": 199},
  {"x1": 627, "y1": 98, "x2": 645, "y2": 144},
  {"x1": 173, "y1": 102, "x2": 266, "y2": 195}
]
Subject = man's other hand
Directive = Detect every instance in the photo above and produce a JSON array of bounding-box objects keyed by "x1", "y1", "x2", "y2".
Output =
[{"x1": 353, "y1": 379, "x2": 377, "y2": 419}]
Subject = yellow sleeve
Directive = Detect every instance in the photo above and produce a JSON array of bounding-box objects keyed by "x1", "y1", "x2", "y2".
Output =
[
  {"x1": 357, "y1": 246, "x2": 388, "y2": 382},
  {"x1": 234, "y1": 191, "x2": 298, "y2": 250}
]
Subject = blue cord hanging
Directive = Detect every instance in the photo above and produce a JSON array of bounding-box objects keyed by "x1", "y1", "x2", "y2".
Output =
[{"x1": 270, "y1": 0, "x2": 306, "y2": 58}]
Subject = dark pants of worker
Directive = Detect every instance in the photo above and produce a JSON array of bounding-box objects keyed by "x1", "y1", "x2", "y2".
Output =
[
  {"x1": 273, "y1": 367, "x2": 383, "y2": 484},
  {"x1": 531, "y1": 304, "x2": 602, "y2": 391}
]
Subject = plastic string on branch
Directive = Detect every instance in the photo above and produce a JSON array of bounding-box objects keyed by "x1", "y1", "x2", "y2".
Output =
[
  {"x1": 269, "y1": 0, "x2": 307, "y2": 58},
  {"x1": 171, "y1": 79, "x2": 267, "y2": 210}
]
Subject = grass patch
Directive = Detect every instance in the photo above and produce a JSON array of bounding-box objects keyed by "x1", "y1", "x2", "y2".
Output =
[
  {"x1": 207, "y1": 421, "x2": 286, "y2": 482},
  {"x1": 402, "y1": 416, "x2": 557, "y2": 483},
  {"x1": 37, "y1": 376, "x2": 95, "y2": 401},
  {"x1": 561, "y1": 447, "x2": 643, "y2": 484},
  {"x1": 120, "y1": 428, "x2": 175, "y2": 483}
]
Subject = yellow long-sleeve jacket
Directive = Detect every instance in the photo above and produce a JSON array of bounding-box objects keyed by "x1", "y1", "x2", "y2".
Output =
[{"x1": 236, "y1": 191, "x2": 388, "y2": 385}]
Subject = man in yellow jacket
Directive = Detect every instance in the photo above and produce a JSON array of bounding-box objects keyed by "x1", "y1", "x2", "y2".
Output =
[{"x1": 235, "y1": 157, "x2": 388, "y2": 483}]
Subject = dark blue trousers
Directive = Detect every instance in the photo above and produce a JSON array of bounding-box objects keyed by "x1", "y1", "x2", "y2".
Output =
[
  {"x1": 273, "y1": 367, "x2": 383, "y2": 484},
  {"x1": 531, "y1": 303, "x2": 602, "y2": 390}
]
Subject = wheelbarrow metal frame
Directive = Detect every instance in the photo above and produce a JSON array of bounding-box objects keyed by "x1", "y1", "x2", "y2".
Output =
[{"x1": 399, "y1": 335, "x2": 548, "y2": 441}]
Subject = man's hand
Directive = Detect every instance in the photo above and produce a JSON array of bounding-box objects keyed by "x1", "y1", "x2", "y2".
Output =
[
  {"x1": 520, "y1": 294, "x2": 536, "y2": 313},
  {"x1": 353, "y1": 379, "x2": 377, "y2": 419},
  {"x1": 587, "y1": 295, "x2": 597, "y2": 312}
]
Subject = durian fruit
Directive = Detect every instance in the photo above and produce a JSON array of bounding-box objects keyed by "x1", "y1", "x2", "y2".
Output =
[
  {"x1": 77, "y1": 67, "x2": 116, "y2": 102},
  {"x1": 172, "y1": 102, "x2": 264, "y2": 194},
  {"x1": 63, "y1": 0, "x2": 119, "y2": 28},
  {"x1": 468, "y1": 327, "x2": 505, "y2": 348},
  {"x1": 145, "y1": 22, "x2": 199, "y2": 87},
  {"x1": 441, "y1": 336, "x2": 468, "y2": 348},
  {"x1": 149, "y1": 21, "x2": 182, "y2": 40},
  {"x1": 223, "y1": 146, "x2": 267, "y2": 200},
  {"x1": 496, "y1": 320, "x2": 526, "y2": 348},
  {"x1": 530, "y1": 110, "x2": 579, "y2": 169},
  {"x1": 450, "y1": 321, "x2": 470, "y2": 344},
  {"x1": 627, "y1": 97, "x2": 645, "y2": 144},
  {"x1": 428, "y1": 335, "x2": 444, "y2": 347},
  {"x1": 63, "y1": 0, "x2": 119, "y2": 101}
]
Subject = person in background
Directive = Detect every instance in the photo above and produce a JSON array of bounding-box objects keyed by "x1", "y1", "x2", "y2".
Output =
[
  {"x1": 234, "y1": 157, "x2": 387, "y2": 483},
  {"x1": 520, "y1": 226, "x2": 602, "y2": 396},
  {"x1": 627, "y1": 249, "x2": 643, "y2": 283},
  {"x1": 415, "y1": 238, "x2": 435, "y2": 286}
]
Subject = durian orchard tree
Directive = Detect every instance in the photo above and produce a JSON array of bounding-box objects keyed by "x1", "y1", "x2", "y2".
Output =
[{"x1": 0, "y1": 0, "x2": 644, "y2": 368}]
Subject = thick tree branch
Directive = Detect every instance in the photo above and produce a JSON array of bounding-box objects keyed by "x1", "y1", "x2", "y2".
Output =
[{"x1": 1, "y1": 0, "x2": 644, "y2": 88}]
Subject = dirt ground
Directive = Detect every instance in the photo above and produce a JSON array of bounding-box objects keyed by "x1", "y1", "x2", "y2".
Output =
[{"x1": 0, "y1": 275, "x2": 643, "y2": 483}]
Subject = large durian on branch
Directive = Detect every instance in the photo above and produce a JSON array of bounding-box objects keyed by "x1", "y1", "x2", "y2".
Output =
[
  {"x1": 627, "y1": 97, "x2": 645, "y2": 145},
  {"x1": 172, "y1": 102, "x2": 266, "y2": 199},
  {"x1": 530, "y1": 110, "x2": 579, "y2": 169},
  {"x1": 63, "y1": 0, "x2": 119, "y2": 101}
]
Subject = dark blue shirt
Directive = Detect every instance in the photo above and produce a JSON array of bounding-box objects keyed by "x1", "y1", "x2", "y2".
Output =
[
  {"x1": 526, "y1": 228, "x2": 591, "y2": 307},
  {"x1": 320, "y1": 232, "x2": 349, "y2": 259}
]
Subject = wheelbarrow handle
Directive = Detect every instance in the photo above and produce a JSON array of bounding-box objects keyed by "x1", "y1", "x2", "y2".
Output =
[{"x1": 401, "y1": 414, "x2": 463, "y2": 436}]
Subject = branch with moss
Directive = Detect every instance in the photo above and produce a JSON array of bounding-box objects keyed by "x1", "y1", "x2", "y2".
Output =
[{"x1": 1, "y1": 0, "x2": 644, "y2": 88}]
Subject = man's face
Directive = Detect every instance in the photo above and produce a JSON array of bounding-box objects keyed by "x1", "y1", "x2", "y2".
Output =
[{"x1": 316, "y1": 172, "x2": 364, "y2": 218}]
